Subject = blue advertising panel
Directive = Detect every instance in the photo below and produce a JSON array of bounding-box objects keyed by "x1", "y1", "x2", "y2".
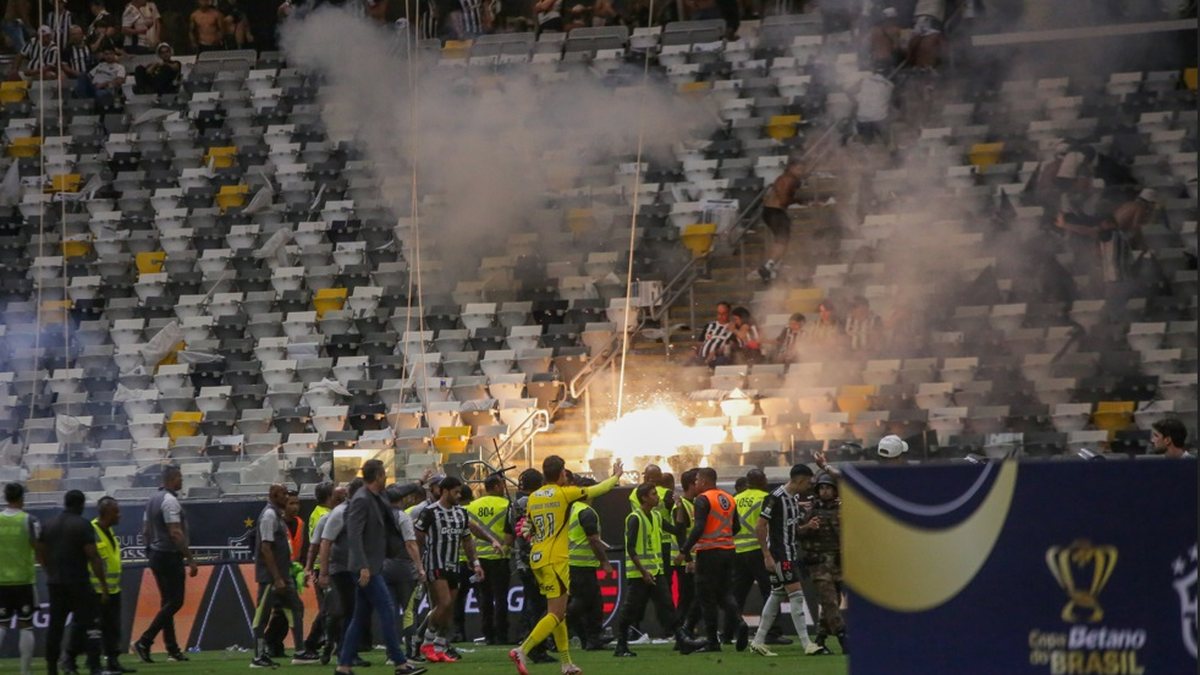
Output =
[{"x1": 842, "y1": 460, "x2": 1197, "y2": 674}]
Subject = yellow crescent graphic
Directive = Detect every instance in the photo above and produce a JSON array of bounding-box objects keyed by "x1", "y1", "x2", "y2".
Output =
[{"x1": 843, "y1": 461, "x2": 1018, "y2": 612}]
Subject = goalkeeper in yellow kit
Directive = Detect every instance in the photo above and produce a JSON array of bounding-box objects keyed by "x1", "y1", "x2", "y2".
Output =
[{"x1": 510, "y1": 455, "x2": 623, "y2": 675}]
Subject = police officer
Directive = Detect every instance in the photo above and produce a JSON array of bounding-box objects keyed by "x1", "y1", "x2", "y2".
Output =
[
  {"x1": 800, "y1": 473, "x2": 847, "y2": 653},
  {"x1": 0, "y1": 482, "x2": 43, "y2": 675},
  {"x1": 677, "y1": 468, "x2": 749, "y2": 653},
  {"x1": 565, "y1": 477, "x2": 613, "y2": 650},
  {"x1": 134, "y1": 465, "x2": 196, "y2": 664},
  {"x1": 42, "y1": 490, "x2": 108, "y2": 675},
  {"x1": 732, "y1": 469, "x2": 787, "y2": 645},
  {"x1": 465, "y1": 474, "x2": 514, "y2": 645},
  {"x1": 65, "y1": 497, "x2": 134, "y2": 674}
]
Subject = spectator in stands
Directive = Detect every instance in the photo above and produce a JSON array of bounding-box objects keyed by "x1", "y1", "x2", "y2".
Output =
[
  {"x1": 876, "y1": 434, "x2": 908, "y2": 463},
  {"x1": 808, "y1": 300, "x2": 842, "y2": 349},
  {"x1": 754, "y1": 160, "x2": 806, "y2": 282},
  {"x1": 693, "y1": 301, "x2": 736, "y2": 367},
  {"x1": 122, "y1": 0, "x2": 161, "y2": 54},
  {"x1": 866, "y1": 7, "x2": 903, "y2": 70},
  {"x1": 908, "y1": 0, "x2": 946, "y2": 71},
  {"x1": 770, "y1": 312, "x2": 806, "y2": 364},
  {"x1": 43, "y1": 0, "x2": 70, "y2": 48},
  {"x1": 16, "y1": 26, "x2": 58, "y2": 81},
  {"x1": 132, "y1": 42, "x2": 180, "y2": 95},
  {"x1": 534, "y1": 0, "x2": 565, "y2": 32},
  {"x1": 86, "y1": 0, "x2": 116, "y2": 51},
  {"x1": 843, "y1": 296, "x2": 880, "y2": 353},
  {"x1": 846, "y1": 66, "x2": 895, "y2": 147},
  {"x1": 217, "y1": 0, "x2": 253, "y2": 48},
  {"x1": 86, "y1": 41, "x2": 126, "y2": 110},
  {"x1": 190, "y1": 0, "x2": 226, "y2": 53},
  {"x1": 731, "y1": 306, "x2": 763, "y2": 364},
  {"x1": 440, "y1": 0, "x2": 491, "y2": 40},
  {"x1": 365, "y1": 0, "x2": 390, "y2": 23},
  {"x1": 1, "y1": 0, "x2": 33, "y2": 54},
  {"x1": 1151, "y1": 418, "x2": 1194, "y2": 459},
  {"x1": 1055, "y1": 188, "x2": 1156, "y2": 283},
  {"x1": 60, "y1": 25, "x2": 94, "y2": 85}
]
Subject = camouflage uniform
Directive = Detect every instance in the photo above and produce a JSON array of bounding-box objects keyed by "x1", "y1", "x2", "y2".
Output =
[{"x1": 801, "y1": 495, "x2": 846, "y2": 646}]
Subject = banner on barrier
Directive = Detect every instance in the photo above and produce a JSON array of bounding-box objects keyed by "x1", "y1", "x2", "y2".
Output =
[{"x1": 842, "y1": 460, "x2": 1197, "y2": 675}]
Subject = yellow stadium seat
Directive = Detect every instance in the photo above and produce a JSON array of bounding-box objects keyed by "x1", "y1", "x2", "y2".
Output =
[
  {"x1": 31, "y1": 466, "x2": 64, "y2": 481},
  {"x1": 787, "y1": 287, "x2": 824, "y2": 314},
  {"x1": 62, "y1": 237, "x2": 93, "y2": 259},
  {"x1": 681, "y1": 223, "x2": 717, "y2": 258},
  {"x1": 136, "y1": 251, "x2": 167, "y2": 274},
  {"x1": 216, "y1": 184, "x2": 249, "y2": 212},
  {"x1": 203, "y1": 146, "x2": 238, "y2": 169},
  {"x1": 313, "y1": 287, "x2": 348, "y2": 318},
  {"x1": 7, "y1": 136, "x2": 42, "y2": 158},
  {"x1": 48, "y1": 173, "x2": 81, "y2": 193},
  {"x1": 40, "y1": 300, "x2": 71, "y2": 324},
  {"x1": 766, "y1": 115, "x2": 803, "y2": 141},
  {"x1": 0, "y1": 80, "x2": 29, "y2": 104},
  {"x1": 679, "y1": 81, "x2": 712, "y2": 95},
  {"x1": 837, "y1": 385, "x2": 877, "y2": 416},
  {"x1": 433, "y1": 425, "x2": 471, "y2": 458},
  {"x1": 166, "y1": 411, "x2": 203, "y2": 441},
  {"x1": 567, "y1": 208, "x2": 595, "y2": 236},
  {"x1": 1184, "y1": 68, "x2": 1197, "y2": 91},
  {"x1": 156, "y1": 341, "x2": 186, "y2": 368},
  {"x1": 442, "y1": 40, "x2": 472, "y2": 59},
  {"x1": 968, "y1": 142, "x2": 1004, "y2": 169},
  {"x1": 1092, "y1": 401, "x2": 1134, "y2": 436}
]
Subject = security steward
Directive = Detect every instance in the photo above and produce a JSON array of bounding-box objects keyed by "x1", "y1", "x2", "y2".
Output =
[
  {"x1": 65, "y1": 497, "x2": 134, "y2": 674},
  {"x1": 465, "y1": 474, "x2": 515, "y2": 645},
  {"x1": 565, "y1": 477, "x2": 613, "y2": 650},
  {"x1": 733, "y1": 470, "x2": 787, "y2": 645},
  {"x1": 676, "y1": 468, "x2": 749, "y2": 653}
]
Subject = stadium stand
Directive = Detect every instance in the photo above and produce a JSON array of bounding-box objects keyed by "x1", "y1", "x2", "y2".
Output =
[{"x1": 0, "y1": 4, "x2": 1194, "y2": 505}]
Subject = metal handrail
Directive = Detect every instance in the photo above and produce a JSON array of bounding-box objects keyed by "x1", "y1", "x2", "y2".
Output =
[{"x1": 487, "y1": 407, "x2": 551, "y2": 467}]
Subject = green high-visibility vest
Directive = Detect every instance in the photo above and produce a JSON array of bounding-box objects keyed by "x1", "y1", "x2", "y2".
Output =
[
  {"x1": 308, "y1": 505, "x2": 330, "y2": 541},
  {"x1": 624, "y1": 508, "x2": 662, "y2": 579},
  {"x1": 465, "y1": 495, "x2": 510, "y2": 561},
  {"x1": 734, "y1": 489, "x2": 768, "y2": 554},
  {"x1": 0, "y1": 511, "x2": 35, "y2": 586},
  {"x1": 90, "y1": 519, "x2": 122, "y2": 595},
  {"x1": 567, "y1": 501, "x2": 600, "y2": 568}
]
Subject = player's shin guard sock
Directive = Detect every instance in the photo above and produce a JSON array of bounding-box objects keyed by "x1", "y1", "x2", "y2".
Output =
[
  {"x1": 552, "y1": 618, "x2": 571, "y2": 664},
  {"x1": 423, "y1": 628, "x2": 438, "y2": 647},
  {"x1": 520, "y1": 615, "x2": 560, "y2": 655},
  {"x1": 19, "y1": 628, "x2": 34, "y2": 675},
  {"x1": 787, "y1": 591, "x2": 814, "y2": 648},
  {"x1": 754, "y1": 590, "x2": 783, "y2": 645}
]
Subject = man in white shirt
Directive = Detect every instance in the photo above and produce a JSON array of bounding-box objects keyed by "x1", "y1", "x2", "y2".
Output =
[
  {"x1": 850, "y1": 68, "x2": 895, "y2": 146},
  {"x1": 87, "y1": 43, "x2": 125, "y2": 108}
]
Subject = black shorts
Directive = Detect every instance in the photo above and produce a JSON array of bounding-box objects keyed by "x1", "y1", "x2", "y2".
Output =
[
  {"x1": 0, "y1": 584, "x2": 37, "y2": 622},
  {"x1": 768, "y1": 559, "x2": 802, "y2": 588},
  {"x1": 427, "y1": 567, "x2": 460, "y2": 590},
  {"x1": 762, "y1": 207, "x2": 791, "y2": 240}
]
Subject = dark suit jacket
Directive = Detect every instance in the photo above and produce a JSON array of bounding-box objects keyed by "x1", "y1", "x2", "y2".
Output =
[{"x1": 345, "y1": 485, "x2": 403, "y2": 575}]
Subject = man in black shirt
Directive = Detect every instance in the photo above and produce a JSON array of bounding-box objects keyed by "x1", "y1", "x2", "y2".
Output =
[{"x1": 42, "y1": 490, "x2": 109, "y2": 675}]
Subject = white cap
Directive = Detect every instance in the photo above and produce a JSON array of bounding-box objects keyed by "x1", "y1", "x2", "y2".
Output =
[
  {"x1": 877, "y1": 435, "x2": 909, "y2": 458},
  {"x1": 1137, "y1": 188, "x2": 1157, "y2": 203}
]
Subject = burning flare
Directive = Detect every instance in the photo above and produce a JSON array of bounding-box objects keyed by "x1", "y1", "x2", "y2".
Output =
[{"x1": 588, "y1": 406, "x2": 725, "y2": 465}]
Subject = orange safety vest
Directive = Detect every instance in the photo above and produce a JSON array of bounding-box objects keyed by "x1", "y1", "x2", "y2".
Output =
[
  {"x1": 288, "y1": 515, "x2": 305, "y2": 562},
  {"x1": 695, "y1": 489, "x2": 736, "y2": 551}
]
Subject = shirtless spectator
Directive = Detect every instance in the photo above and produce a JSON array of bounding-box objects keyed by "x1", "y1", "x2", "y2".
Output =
[
  {"x1": 190, "y1": 0, "x2": 225, "y2": 53},
  {"x1": 866, "y1": 7, "x2": 903, "y2": 70},
  {"x1": 693, "y1": 301, "x2": 735, "y2": 367},
  {"x1": 753, "y1": 160, "x2": 806, "y2": 283},
  {"x1": 1057, "y1": 189, "x2": 1157, "y2": 283},
  {"x1": 909, "y1": 0, "x2": 946, "y2": 71},
  {"x1": 770, "y1": 313, "x2": 805, "y2": 364}
]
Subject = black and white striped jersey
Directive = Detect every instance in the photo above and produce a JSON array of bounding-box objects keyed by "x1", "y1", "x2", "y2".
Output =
[
  {"x1": 415, "y1": 502, "x2": 469, "y2": 573},
  {"x1": 760, "y1": 485, "x2": 802, "y2": 562}
]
